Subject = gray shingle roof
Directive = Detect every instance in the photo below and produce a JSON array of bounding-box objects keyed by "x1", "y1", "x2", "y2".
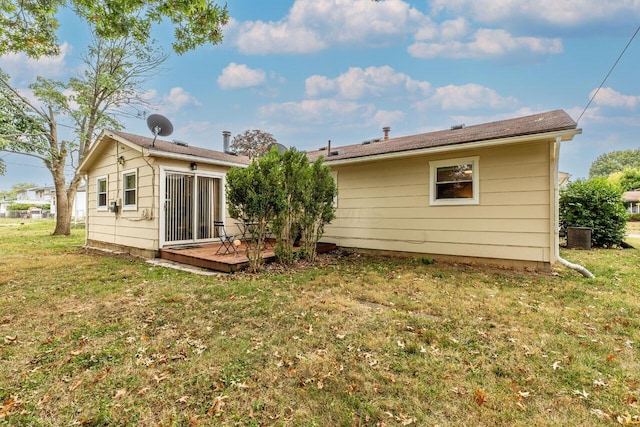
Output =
[
  {"x1": 110, "y1": 130, "x2": 251, "y2": 165},
  {"x1": 307, "y1": 110, "x2": 578, "y2": 162}
]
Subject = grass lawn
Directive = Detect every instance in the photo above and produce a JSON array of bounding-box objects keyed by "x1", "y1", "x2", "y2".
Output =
[
  {"x1": 627, "y1": 221, "x2": 640, "y2": 235},
  {"x1": 1, "y1": 220, "x2": 639, "y2": 426}
]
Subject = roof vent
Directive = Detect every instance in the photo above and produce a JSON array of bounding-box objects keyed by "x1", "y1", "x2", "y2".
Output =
[
  {"x1": 172, "y1": 139, "x2": 189, "y2": 147},
  {"x1": 318, "y1": 146, "x2": 327, "y2": 150},
  {"x1": 329, "y1": 150, "x2": 344, "y2": 156},
  {"x1": 450, "y1": 124, "x2": 465, "y2": 130},
  {"x1": 362, "y1": 140, "x2": 371, "y2": 145}
]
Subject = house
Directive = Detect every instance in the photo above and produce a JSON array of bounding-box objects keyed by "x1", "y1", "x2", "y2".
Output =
[
  {"x1": 623, "y1": 190, "x2": 640, "y2": 214},
  {"x1": 16, "y1": 186, "x2": 54, "y2": 204},
  {"x1": 306, "y1": 109, "x2": 581, "y2": 271},
  {"x1": 0, "y1": 186, "x2": 53, "y2": 218},
  {"x1": 78, "y1": 129, "x2": 250, "y2": 257}
]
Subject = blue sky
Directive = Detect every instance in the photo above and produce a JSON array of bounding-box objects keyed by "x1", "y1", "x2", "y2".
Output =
[{"x1": 1, "y1": 0, "x2": 640, "y2": 191}]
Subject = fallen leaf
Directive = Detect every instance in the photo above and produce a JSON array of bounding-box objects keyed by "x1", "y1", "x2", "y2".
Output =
[
  {"x1": 207, "y1": 395, "x2": 228, "y2": 416},
  {"x1": 623, "y1": 394, "x2": 638, "y2": 406},
  {"x1": 607, "y1": 353, "x2": 616, "y2": 362},
  {"x1": 3, "y1": 335, "x2": 17, "y2": 344},
  {"x1": 0, "y1": 397, "x2": 19, "y2": 418},
  {"x1": 552, "y1": 361, "x2": 561, "y2": 371},
  {"x1": 176, "y1": 395, "x2": 189, "y2": 404},
  {"x1": 572, "y1": 389, "x2": 589, "y2": 399},
  {"x1": 474, "y1": 388, "x2": 487, "y2": 406},
  {"x1": 69, "y1": 379, "x2": 83, "y2": 391},
  {"x1": 114, "y1": 389, "x2": 127, "y2": 400}
]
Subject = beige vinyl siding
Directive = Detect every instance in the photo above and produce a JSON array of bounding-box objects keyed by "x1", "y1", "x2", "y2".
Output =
[
  {"x1": 86, "y1": 142, "x2": 160, "y2": 252},
  {"x1": 323, "y1": 140, "x2": 553, "y2": 263}
]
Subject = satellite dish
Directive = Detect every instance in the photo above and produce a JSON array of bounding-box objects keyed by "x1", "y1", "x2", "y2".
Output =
[
  {"x1": 267, "y1": 142, "x2": 287, "y2": 154},
  {"x1": 146, "y1": 114, "x2": 173, "y2": 146}
]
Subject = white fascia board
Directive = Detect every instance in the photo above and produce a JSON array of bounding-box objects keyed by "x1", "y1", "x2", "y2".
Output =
[
  {"x1": 324, "y1": 128, "x2": 582, "y2": 167},
  {"x1": 144, "y1": 149, "x2": 249, "y2": 169}
]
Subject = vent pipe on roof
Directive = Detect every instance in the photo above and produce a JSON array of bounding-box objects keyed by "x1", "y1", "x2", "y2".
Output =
[
  {"x1": 223, "y1": 131, "x2": 231, "y2": 153},
  {"x1": 383, "y1": 126, "x2": 390, "y2": 140},
  {"x1": 327, "y1": 139, "x2": 331, "y2": 154}
]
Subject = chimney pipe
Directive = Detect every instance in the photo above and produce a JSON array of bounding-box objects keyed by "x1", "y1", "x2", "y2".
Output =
[
  {"x1": 383, "y1": 126, "x2": 390, "y2": 140},
  {"x1": 223, "y1": 131, "x2": 231, "y2": 153}
]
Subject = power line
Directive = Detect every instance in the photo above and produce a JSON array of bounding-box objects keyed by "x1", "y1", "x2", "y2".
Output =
[{"x1": 577, "y1": 25, "x2": 640, "y2": 124}]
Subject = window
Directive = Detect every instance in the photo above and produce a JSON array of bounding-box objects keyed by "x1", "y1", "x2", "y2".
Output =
[
  {"x1": 122, "y1": 169, "x2": 137, "y2": 210},
  {"x1": 96, "y1": 176, "x2": 108, "y2": 210},
  {"x1": 430, "y1": 157, "x2": 479, "y2": 205}
]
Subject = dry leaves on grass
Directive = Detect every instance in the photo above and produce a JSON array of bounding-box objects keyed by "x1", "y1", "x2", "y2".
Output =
[
  {"x1": 207, "y1": 395, "x2": 228, "y2": 416},
  {"x1": 0, "y1": 397, "x2": 21, "y2": 418},
  {"x1": 474, "y1": 388, "x2": 487, "y2": 406},
  {"x1": 3, "y1": 335, "x2": 17, "y2": 344}
]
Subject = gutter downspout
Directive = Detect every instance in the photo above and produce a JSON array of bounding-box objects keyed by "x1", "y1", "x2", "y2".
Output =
[{"x1": 553, "y1": 136, "x2": 595, "y2": 278}]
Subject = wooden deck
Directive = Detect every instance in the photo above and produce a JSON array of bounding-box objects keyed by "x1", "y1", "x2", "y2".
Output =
[{"x1": 159, "y1": 241, "x2": 336, "y2": 273}]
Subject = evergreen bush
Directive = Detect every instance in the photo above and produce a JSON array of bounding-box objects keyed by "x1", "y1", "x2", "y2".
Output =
[{"x1": 559, "y1": 178, "x2": 627, "y2": 247}]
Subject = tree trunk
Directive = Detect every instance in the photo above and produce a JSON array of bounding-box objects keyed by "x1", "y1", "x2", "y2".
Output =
[{"x1": 53, "y1": 190, "x2": 71, "y2": 235}]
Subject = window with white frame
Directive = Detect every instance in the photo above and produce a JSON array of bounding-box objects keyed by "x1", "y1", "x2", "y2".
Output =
[
  {"x1": 429, "y1": 157, "x2": 479, "y2": 205},
  {"x1": 96, "y1": 176, "x2": 108, "y2": 210},
  {"x1": 122, "y1": 169, "x2": 137, "y2": 210}
]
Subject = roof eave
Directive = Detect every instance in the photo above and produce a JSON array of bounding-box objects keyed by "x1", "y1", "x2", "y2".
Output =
[
  {"x1": 323, "y1": 128, "x2": 581, "y2": 166},
  {"x1": 145, "y1": 149, "x2": 249, "y2": 168}
]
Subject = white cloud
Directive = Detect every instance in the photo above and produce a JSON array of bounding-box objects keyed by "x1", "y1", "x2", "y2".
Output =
[
  {"x1": 0, "y1": 42, "x2": 71, "y2": 81},
  {"x1": 590, "y1": 87, "x2": 640, "y2": 109},
  {"x1": 162, "y1": 87, "x2": 200, "y2": 112},
  {"x1": 409, "y1": 28, "x2": 562, "y2": 59},
  {"x1": 430, "y1": 0, "x2": 640, "y2": 28},
  {"x1": 217, "y1": 63, "x2": 267, "y2": 90},
  {"x1": 372, "y1": 109, "x2": 405, "y2": 126},
  {"x1": 259, "y1": 99, "x2": 375, "y2": 124},
  {"x1": 228, "y1": 0, "x2": 426, "y2": 55},
  {"x1": 306, "y1": 66, "x2": 431, "y2": 100},
  {"x1": 413, "y1": 83, "x2": 517, "y2": 111}
]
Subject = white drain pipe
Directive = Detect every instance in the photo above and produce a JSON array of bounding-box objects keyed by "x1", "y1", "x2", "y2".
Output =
[{"x1": 553, "y1": 136, "x2": 595, "y2": 278}]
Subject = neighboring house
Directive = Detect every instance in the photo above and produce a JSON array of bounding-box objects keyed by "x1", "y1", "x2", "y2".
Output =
[
  {"x1": 6, "y1": 185, "x2": 87, "y2": 219},
  {"x1": 623, "y1": 190, "x2": 640, "y2": 214},
  {"x1": 16, "y1": 186, "x2": 54, "y2": 205},
  {"x1": 306, "y1": 109, "x2": 581, "y2": 272},
  {"x1": 78, "y1": 129, "x2": 250, "y2": 257}
]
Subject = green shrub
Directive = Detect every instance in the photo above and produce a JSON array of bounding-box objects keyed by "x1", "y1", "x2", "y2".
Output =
[
  {"x1": 629, "y1": 213, "x2": 640, "y2": 222},
  {"x1": 559, "y1": 178, "x2": 627, "y2": 247}
]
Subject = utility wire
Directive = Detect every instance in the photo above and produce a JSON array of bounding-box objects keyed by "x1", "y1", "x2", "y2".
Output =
[{"x1": 577, "y1": 25, "x2": 640, "y2": 124}]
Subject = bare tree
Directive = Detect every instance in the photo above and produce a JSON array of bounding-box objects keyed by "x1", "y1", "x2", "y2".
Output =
[{"x1": 0, "y1": 35, "x2": 167, "y2": 235}]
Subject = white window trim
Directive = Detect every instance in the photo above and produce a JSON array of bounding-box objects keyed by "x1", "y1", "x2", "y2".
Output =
[
  {"x1": 96, "y1": 175, "x2": 108, "y2": 211},
  {"x1": 122, "y1": 168, "x2": 138, "y2": 211},
  {"x1": 429, "y1": 156, "x2": 479, "y2": 206}
]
